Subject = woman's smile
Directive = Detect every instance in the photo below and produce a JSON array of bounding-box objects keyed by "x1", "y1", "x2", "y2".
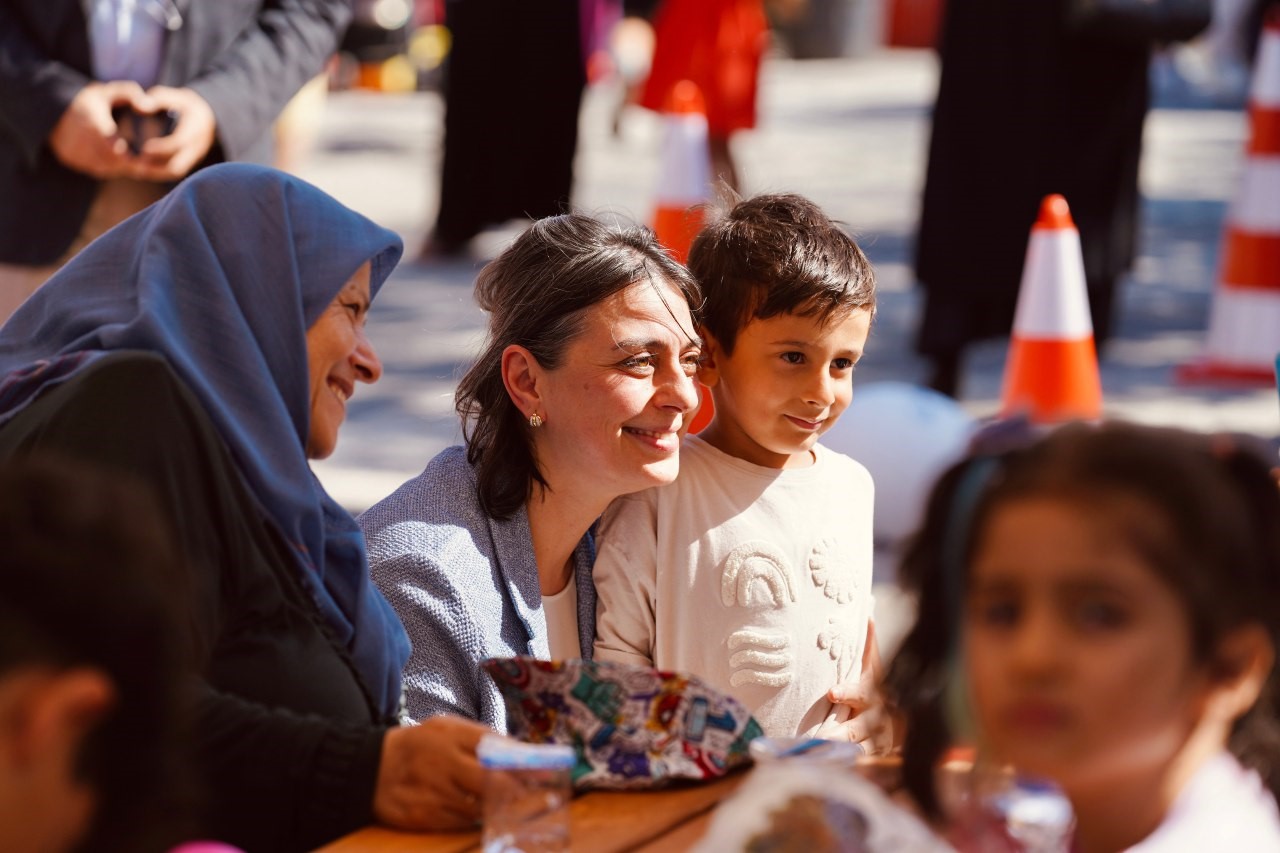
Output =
[{"x1": 622, "y1": 423, "x2": 681, "y2": 452}]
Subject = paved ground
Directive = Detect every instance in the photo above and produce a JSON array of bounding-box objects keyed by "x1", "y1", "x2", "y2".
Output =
[{"x1": 299, "y1": 47, "x2": 1272, "y2": 514}]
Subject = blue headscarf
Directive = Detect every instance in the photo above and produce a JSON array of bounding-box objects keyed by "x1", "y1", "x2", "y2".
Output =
[{"x1": 0, "y1": 163, "x2": 410, "y2": 716}]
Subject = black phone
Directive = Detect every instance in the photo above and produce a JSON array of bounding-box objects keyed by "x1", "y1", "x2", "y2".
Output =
[{"x1": 111, "y1": 106, "x2": 179, "y2": 155}]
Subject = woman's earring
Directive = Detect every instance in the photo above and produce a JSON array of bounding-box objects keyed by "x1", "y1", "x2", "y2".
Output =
[{"x1": 528, "y1": 412, "x2": 544, "y2": 428}]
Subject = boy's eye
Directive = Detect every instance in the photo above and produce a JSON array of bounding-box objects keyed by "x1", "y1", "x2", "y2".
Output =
[
  {"x1": 780, "y1": 351, "x2": 805, "y2": 365},
  {"x1": 832, "y1": 357, "x2": 855, "y2": 371}
]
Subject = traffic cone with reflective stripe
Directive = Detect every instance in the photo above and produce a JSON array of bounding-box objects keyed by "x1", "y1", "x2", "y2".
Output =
[
  {"x1": 1180, "y1": 11, "x2": 1280, "y2": 385},
  {"x1": 651, "y1": 80, "x2": 711, "y2": 264},
  {"x1": 1000, "y1": 195, "x2": 1103, "y2": 423},
  {"x1": 687, "y1": 385, "x2": 714, "y2": 434}
]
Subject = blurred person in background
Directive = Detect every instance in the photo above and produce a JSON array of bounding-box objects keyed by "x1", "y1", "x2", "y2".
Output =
[
  {"x1": 0, "y1": 0, "x2": 353, "y2": 322},
  {"x1": 636, "y1": 0, "x2": 771, "y2": 192},
  {"x1": 425, "y1": 0, "x2": 613, "y2": 257},
  {"x1": 913, "y1": 0, "x2": 1210, "y2": 398}
]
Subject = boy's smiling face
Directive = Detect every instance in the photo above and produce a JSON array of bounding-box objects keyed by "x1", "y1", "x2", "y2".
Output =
[{"x1": 697, "y1": 307, "x2": 871, "y2": 469}]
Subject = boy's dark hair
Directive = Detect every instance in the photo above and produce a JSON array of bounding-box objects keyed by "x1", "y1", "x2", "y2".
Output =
[
  {"x1": 687, "y1": 192, "x2": 876, "y2": 355},
  {"x1": 456, "y1": 214, "x2": 701, "y2": 519},
  {"x1": 0, "y1": 455, "x2": 193, "y2": 853},
  {"x1": 883, "y1": 422, "x2": 1280, "y2": 818}
]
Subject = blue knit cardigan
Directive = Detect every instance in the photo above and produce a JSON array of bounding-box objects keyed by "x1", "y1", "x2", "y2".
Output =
[{"x1": 360, "y1": 446, "x2": 596, "y2": 731}]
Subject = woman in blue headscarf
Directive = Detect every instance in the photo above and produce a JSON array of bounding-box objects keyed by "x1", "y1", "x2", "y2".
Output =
[{"x1": 0, "y1": 163, "x2": 488, "y2": 853}]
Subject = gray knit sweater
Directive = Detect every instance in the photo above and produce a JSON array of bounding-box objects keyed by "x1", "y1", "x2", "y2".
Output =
[{"x1": 359, "y1": 446, "x2": 596, "y2": 731}]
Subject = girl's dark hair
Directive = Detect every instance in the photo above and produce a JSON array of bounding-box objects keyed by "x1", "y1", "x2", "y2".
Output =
[
  {"x1": 883, "y1": 421, "x2": 1280, "y2": 817},
  {"x1": 687, "y1": 192, "x2": 876, "y2": 356},
  {"x1": 0, "y1": 455, "x2": 194, "y2": 853},
  {"x1": 456, "y1": 214, "x2": 701, "y2": 519}
]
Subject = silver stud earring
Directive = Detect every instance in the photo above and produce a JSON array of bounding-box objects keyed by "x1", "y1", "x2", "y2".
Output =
[{"x1": 528, "y1": 412, "x2": 544, "y2": 428}]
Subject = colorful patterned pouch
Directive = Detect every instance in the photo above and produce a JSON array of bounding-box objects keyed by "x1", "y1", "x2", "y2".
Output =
[{"x1": 482, "y1": 656, "x2": 763, "y2": 790}]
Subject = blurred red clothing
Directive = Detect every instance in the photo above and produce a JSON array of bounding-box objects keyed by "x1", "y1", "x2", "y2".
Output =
[{"x1": 640, "y1": 0, "x2": 768, "y2": 136}]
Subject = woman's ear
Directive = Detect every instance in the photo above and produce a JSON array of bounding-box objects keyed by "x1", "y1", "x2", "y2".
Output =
[
  {"x1": 500, "y1": 344, "x2": 543, "y2": 421},
  {"x1": 697, "y1": 328, "x2": 723, "y2": 389},
  {"x1": 1206, "y1": 624, "x2": 1274, "y2": 724}
]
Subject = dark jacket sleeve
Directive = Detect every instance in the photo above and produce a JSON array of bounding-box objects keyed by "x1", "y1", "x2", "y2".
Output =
[
  {"x1": 192, "y1": 682, "x2": 385, "y2": 851},
  {"x1": 0, "y1": 4, "x2": 91, "y2": 166},
  {"x1": 181, "y1": 0, "x2": 353, "y2": 160},
  {"x1": 1065, "y1": 0, "x2": 1212, "y2": 45}
]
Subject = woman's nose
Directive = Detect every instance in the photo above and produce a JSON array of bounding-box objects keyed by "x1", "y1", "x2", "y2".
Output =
[
  {"x1": 675, "y1": 368, "x2": 701, "y2": 412},
  {"x1": 659, "y1": 362, "x2": 700, "y2": 412},
  {"x1": 353, "y1": 331, "x2": 383, "y2": 384}
]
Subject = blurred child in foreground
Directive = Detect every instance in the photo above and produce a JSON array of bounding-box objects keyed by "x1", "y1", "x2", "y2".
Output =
[
  {"x1": 0, "y1": 457, "x2": 192, "y2": 853},
  {"x1": 885, "y1": 422, "x2": 1280, "y2": 851}
]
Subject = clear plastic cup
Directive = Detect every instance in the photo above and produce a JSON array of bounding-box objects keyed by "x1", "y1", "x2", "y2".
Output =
[
  {"x1": 993, "y1": 778, "x2": 1075, "y2": 853},
  {"x1": 478, "y1": 735, "x2": 575, "y2": 853}
]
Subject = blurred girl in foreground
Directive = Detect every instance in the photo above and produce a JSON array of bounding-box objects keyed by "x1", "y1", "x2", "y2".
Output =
[{"x1": 885, "y1": 422, "x2": 1280, "y2": 852}]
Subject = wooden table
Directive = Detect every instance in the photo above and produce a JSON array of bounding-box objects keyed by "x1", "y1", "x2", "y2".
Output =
[{"x1": 316, "y1": 772, "x2": 748, "y2": 852}]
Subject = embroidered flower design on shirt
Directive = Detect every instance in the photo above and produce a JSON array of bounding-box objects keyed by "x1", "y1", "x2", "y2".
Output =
[
  {"x1": 727, "y1": 628, "x2": 793, "y2": 688},
  {"x1": 720, "y1": 541, "x2": 797, "y2": 608},
  {"x1": 809, "y1": 537, "x2": 857, "y2": 604},
  {"x1": 818, "y1": 618, "x2": 859, "y2": 682}
]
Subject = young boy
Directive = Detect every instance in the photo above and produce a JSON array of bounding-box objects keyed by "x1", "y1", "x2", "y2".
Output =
[{"x1": 593, "y1": 193, "x2": 880, "y2": 741}]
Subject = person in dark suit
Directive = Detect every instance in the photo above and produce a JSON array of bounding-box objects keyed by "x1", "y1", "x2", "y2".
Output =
[
  {"x1": 0, "y1": 0, "x2": 352, "y2": 320},
  {"x1": 913, "y1": 0, "x2": 1210, "y2": 397},
  {"x1": 427, "y1": 0, "x2": 588, "y2": 256}
]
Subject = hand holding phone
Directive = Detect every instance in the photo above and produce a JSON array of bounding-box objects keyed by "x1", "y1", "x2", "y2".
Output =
[
  {"x1": 125, "y1": 86, "x2": 217, "y2": 182},
  {"x1": 112, "y1": 106, "x2": 179, "y2": 156},
  {"x1": 48, "y1": 80, "x2": 154, "y2": 179}
]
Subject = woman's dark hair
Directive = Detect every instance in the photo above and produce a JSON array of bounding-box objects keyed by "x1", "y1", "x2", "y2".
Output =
[
  {"x1": 456, "y1": 214, "x2": 701, "y2": 519},
  {"x1": 883, "y1": 421, "x2": 1280, "y2": 817},
  {"x1": 687, "y1": 192, "x2": 876, "y2": 356},
  {"x1": 0, "y1": 455, "x2": 194, "y2": 853}
]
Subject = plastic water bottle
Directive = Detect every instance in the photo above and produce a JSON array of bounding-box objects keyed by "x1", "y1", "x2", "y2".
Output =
[{"x1": 478, "y1": 735, "x2": 576, "y2": 853}]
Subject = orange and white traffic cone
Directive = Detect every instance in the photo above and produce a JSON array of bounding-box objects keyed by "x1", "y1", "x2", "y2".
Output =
[
  {"x1": 1000, "y1": 194, "x2": 1103, "y2": 423},
  {"x1": 651, "y1": 80, "x2": 711, "y2": 264},
  {"x1": 1179, "y1": 11, "x2": 1280, "y2": 386},
  {"x1": 687, "y1": 385, "x2": 714, "y2": 434}
]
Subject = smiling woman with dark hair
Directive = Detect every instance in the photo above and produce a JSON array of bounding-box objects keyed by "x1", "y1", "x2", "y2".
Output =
[
  {"x1": 0, "y1": 163, "x2": 489, "y2": 853},
  {"x1": 361, "y1": 213, "x2": 704, "y2": 732}
]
